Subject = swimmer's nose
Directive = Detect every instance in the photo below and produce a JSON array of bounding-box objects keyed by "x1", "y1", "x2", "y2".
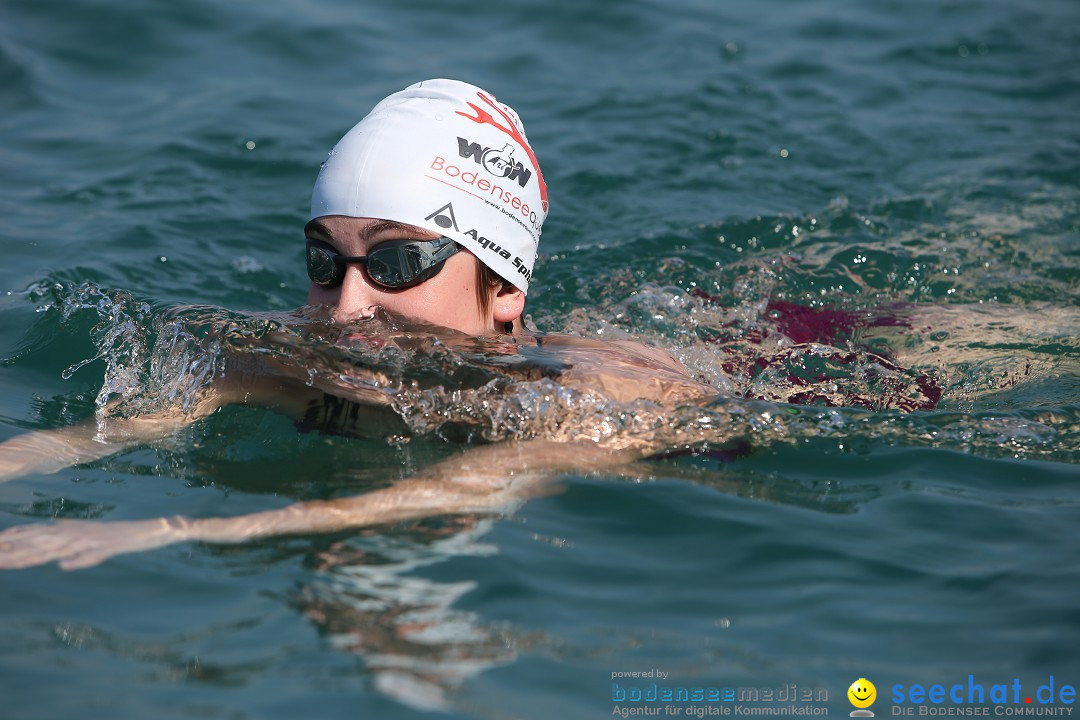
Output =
[{"x1": 330, "y1": 266, "x2": 381, "y2": 324}]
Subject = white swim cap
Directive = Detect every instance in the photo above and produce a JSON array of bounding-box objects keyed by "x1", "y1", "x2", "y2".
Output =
[{"x1": 310, "y1": 79, "x2": 548, "y2": 294}]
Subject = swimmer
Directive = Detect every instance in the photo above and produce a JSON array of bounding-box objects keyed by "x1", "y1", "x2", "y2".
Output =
[
  {"x1": 0, "y1": 79, "x2": 967, "y2": 569},
  {"x1": 0, "y1": 79, "x2": 715, "y2": 569}
]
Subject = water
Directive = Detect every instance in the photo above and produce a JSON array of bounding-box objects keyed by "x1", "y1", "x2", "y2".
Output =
[{"x1": 1, "y1": 0, "x2": 1078, "y2": 717}]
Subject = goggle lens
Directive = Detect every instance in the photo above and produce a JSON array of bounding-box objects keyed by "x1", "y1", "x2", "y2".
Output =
[{"x1": 307, "y1": 242, "x2": 345, "y2": 286}]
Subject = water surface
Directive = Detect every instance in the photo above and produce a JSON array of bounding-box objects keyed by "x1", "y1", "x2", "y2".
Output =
[{"x1": 1, "y1": 0, "x2": 1078, "y2": 718}]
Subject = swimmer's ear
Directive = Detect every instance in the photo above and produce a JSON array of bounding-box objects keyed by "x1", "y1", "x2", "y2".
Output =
[{"x1": 492, "y1": 282, "x2": 525, "y2": 330}]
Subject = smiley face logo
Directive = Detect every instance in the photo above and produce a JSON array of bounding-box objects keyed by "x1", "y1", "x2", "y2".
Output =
[{"x1": 848, "y1": 678, "x2": 876, "y2": 709}]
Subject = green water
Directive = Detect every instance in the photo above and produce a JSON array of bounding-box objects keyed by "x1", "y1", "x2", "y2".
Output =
[{"x1": 1, "y1": 0, "x2": 1078, "y2": 718}]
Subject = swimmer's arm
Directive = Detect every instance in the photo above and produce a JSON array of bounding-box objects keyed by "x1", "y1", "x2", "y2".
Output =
[
  {"x1": 0, "y1": 396, "x2": 224, "y2": 483},
  {"x1": 0, "y1": 338, "x2": 409, "y2": 482},
  {"x1": 534, "y1": 334, "x2": 714, "y2": 405},
  {"x1": 607, "y1": 339, "x2": 694, "y2": 376},
  {"x1": 0, "y1": 374, "x2": 321, "y2": 483},
  {"x1": 0, "y1": 440, "x2": 643, "y2": 570},
  {"x1": 0, "y1": 413, "x2": 194, "y2": 482}
]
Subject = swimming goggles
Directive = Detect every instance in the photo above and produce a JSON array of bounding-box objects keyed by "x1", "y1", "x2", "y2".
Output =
[{"x1": 305, "y1": 236, "x2": 462, "y2": 289}]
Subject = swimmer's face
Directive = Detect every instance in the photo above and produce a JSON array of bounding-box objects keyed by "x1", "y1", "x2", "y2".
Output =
[{"x1": 305, "y1": 216, "x2": 524, "y2": 335}]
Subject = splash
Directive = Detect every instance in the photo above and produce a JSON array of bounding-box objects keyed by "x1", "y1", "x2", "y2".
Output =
[
  {"x1": 54, "y1": 283, "x2": 250, "y2": 420},
  {"x1": 38, "y1": 281, "x2": 1080, "y2": 463}
]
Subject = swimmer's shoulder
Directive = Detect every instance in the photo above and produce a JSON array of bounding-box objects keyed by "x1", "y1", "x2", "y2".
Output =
[
  {"x1": 520, "y1": 331, "x2": 713, "y2": 404},
  {"x1": 607, "y1": 339, "x2": 694, "y2": 376},
  {"x1": 523, "y1": 332, "x2": 693, "y2": 377}
]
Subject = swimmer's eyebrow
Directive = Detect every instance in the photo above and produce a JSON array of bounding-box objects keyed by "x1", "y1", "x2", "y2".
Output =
[
  {"x1": 303, "y1": 219, "x2": 437, "y2": 245},
  {"x1": 304, "y1": 219, "x2": 331, "y2": 240},
  {"x1": 361, "y1": 220, "x2": 437, "y2": 241}
]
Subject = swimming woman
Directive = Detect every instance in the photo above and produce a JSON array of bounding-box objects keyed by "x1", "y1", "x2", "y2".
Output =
[{"x1": 0, "y1": 79, "x2": 719, "y2": 569}]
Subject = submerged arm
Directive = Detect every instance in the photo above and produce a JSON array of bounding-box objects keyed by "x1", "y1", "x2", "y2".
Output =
[
  {"x1": 0, "y1": 413, "x2": 201, "y2": 482},
  {"x1": 0, "y1": 320, "x2": 419, "y2": 484},
  {"x1": 0, "y1": 440, "x2": 642, "y2": 570},
  {"x1": 0, "y1": 372, "x2": 327, "y2": 484}
]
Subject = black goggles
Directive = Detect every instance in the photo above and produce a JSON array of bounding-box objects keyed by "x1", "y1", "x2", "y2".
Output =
[{"x1": 305, "y1": 236, "x2": 462, "y2": 290}]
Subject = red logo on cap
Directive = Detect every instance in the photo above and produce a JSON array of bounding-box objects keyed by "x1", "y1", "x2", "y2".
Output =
[{"x1": 457, "y1": 92, "x2": 549, "y2": 213}]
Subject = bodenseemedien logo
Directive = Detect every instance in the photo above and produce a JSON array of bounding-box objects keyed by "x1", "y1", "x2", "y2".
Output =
[{"x1": 849, "y1": 678, "x2": 877, "y2": 717}]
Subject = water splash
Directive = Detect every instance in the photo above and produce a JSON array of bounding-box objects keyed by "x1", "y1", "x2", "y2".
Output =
[
  {"x1": 54, "y1": 284, "x2": 239, "y2": 419},
  {"x1": 37, "y1": 276, "x2": 1079, "y2": 464}
]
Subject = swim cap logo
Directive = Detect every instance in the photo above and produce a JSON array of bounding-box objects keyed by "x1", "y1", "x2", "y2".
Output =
[
  {"x1": 422, "y1": 201, "x2": 533, "y2": 284},
  {"x1": 483, "y1": 143, "x2": 520, "y2": 179},
  {"x1": 456, "y1": 138, "x2": 533, "y2": 187},
  {"x1": 424, "y1": 202, "x2": 460, "y2": 232},
  {"x1": 456, "y1": 91, "x2": 548, "y2": 213}
]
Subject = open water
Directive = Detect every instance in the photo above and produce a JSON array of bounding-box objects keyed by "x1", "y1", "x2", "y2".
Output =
[{"x1": 1, "y1": 0, "x2": 1078, "y2": 718}]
